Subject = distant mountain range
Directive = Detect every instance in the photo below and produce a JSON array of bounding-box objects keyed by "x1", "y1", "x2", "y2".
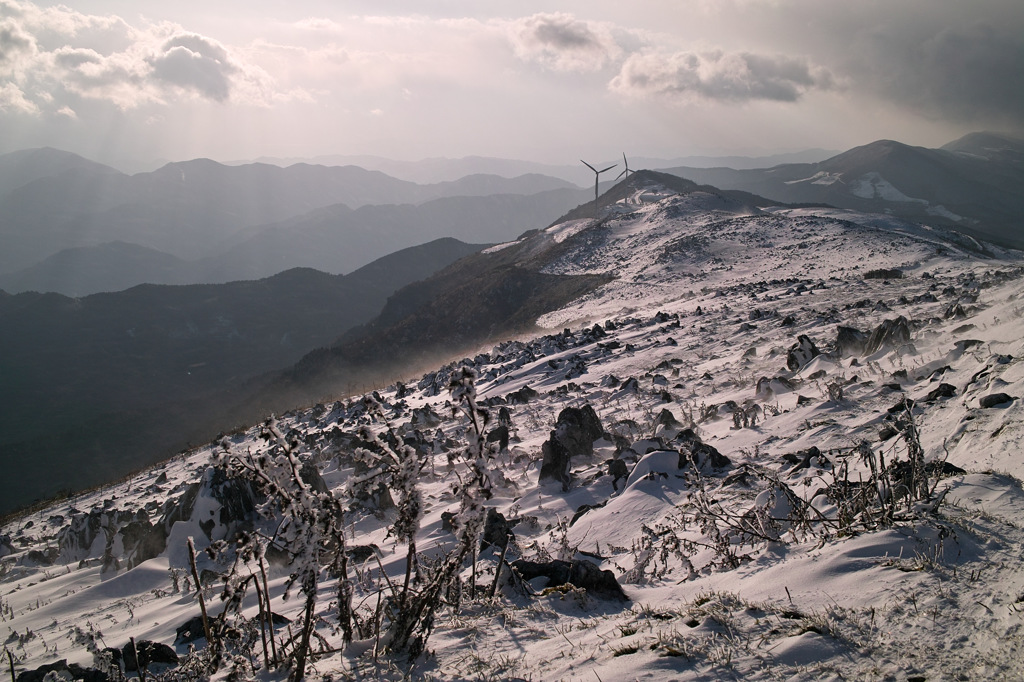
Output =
[
  {"x1": 1, "y1": 134, "x2": 1017, "y2": 297},
  {"x1": 0, "y1": 148, "x2": 586, "y2": 294},
  {"x1": 0, "y1": 238, "x2": 484, "y2": 514},
  {"x1": 663, "y1": 132, "x2": 1024, "y2": 250},
  {"x1": 236, "y1": 149, "x2": 840, "y2": 185},
  {"x1": 0, "y1": 188, "x2": 587, "y2": 295}
]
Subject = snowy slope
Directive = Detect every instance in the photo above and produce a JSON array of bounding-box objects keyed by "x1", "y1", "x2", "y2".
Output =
[{"x1": 3, "y1": 176, "x2": 1024, "y2": 681}]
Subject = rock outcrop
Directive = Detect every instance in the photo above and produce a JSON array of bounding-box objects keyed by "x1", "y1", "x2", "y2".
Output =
[
  {"x1": 539, "y1": 405, "x2": 605, "y2": 491},
  {"x1": 512, "y1": 558, "x2": 628, "y2": 601},
  {"x1": 786, "y1": 335, "x2": 821, "y2": 370}
]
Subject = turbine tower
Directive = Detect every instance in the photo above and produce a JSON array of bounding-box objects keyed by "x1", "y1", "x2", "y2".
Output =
[
  {"x1": 581, "y1": 159, "x2": 617, "y2": 202},
  {"x1": 615, "y1": 153, "x2": 633, "y2": 181}
]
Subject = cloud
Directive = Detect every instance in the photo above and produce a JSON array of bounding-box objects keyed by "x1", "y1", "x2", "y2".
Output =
[
  {"x1": 147, "y1": 34, "x2": 237, "y2": 102},
  {"x1": 845, "y1": 19, "x2": 1024, "y2": 127},
  {"x1": 509, "y1": 13, "x2": 622, "y2": 71},
  {"x1": 0, "y1": 1, "x2": 280, "y2": 113},
  {"x1": 0, "y1": 80, "x2": 37, "y2": 113},
  {"x1": 0, "y1": 16, "x2": 36, "y2": 72},
  {"x1": 610, "y1": 50, "x2": 835, "y2": 102}
]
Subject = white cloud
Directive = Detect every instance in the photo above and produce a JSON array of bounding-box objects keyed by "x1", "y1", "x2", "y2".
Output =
[
  {"x1": 147, "y1": 34, "x2": 238, "y2": 102},
  {"x1": 0, "y1": 80, "x2": 37, "y2": 113},
  {"x1": 0, "y1": 1, "x2": 282, "y2": 113},
  {"x1": 0, "y1": 16, "x2": 36, "y2": 77},
  {"x1": 609, "y1": 50, "x2": 835, "y2": 102},
  {"x1": 508, "y1": 12, "x2": 622, "y2": 72}
]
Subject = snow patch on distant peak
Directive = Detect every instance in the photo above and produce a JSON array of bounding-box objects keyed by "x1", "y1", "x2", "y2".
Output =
[
  {"x1": 545, "y1": 218, "x2": 594, "y2": 244},
  {"x1": 785, "y1": 171, "x2": 842, "y2": 186},
  {"x1": 616, "y1": 184, "x2": 677, "y2": 207},
  {"x1": 482, "y1": 239, "x2": 522, "y2": 254},
  {"x1": 849, "y1": 172, "x2": 926, "y2": 203},
  {"x1": 926, "y1": 204, "x2": 964, "y2": 222}
]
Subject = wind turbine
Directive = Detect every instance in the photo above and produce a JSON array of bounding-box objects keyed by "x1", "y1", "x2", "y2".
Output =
[
  {"x1": 615, "y1": 153, "x2": 634, "y2": 181},
  {"x1": 581, "y1": 159, "x2": 617, "y2": 202}
]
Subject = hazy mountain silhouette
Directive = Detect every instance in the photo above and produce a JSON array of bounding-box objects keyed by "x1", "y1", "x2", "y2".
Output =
[
  {"x1": 0, "y1": 150, "x2": 584, "y2": 277},
  {"x1": 0, "y1": 238, "x2": 484, "y2": 514},
  {"x1": 0, "y1": 242, "x2": 191, "y2": 296},
  {"x1": 242, "y1": 150, "x2": 837, "y2": 185},
  {"x1": 0, "y1": 188, "x2": 591, "y2": 295}
]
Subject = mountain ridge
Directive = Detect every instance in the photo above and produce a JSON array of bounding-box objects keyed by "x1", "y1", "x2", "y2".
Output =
[
  {"x1": 664, "y1": 134, "x2": 1024, "y2": 250},
  {"x1": 0, "y1": 237, "x2": 487, "y2": 514}
]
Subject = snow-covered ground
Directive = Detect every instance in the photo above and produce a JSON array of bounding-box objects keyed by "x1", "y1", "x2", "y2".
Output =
[{"x1": 3, "y1": 178, "x2": 1024, "y2": 680}]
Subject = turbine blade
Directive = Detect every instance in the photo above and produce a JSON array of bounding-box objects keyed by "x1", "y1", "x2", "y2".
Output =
[
  {"x1": 599, "y1": 164, "x2": 617, "y2": 173},
  {"x1": 615, "y1": 169, "x2": 626, "y2": 181},
  {"x1": 581, "y1": 160, "x2": 597, "y2": 172}
]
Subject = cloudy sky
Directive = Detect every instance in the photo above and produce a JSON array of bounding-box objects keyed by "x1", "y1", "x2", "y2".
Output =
[{"x1": 1, "y1": 0, "x2": 1022, "y2": 169}]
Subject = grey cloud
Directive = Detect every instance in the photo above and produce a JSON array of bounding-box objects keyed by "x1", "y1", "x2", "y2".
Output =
[
  {"x1": 610, "y1": 50, "x2": 834, "y2": 102},
  {"x1": 147, "y1": 34, "x2": 238, "y2": 102},
  {"x1": 509, "y1": 13, "x2": 621, "y2": 71},
  {"x1": 710, "y1": 0, "x2": 1024, "y2": 128},
  {"x1": 531, "y1": 16, "x2": 599, "y2": 50},
  {"x1": 0, "y1": 18, "x2": 35, "y2": 70},
  {"x1": 845, "y1": 20, "x2": 1024, "y2": 127}
]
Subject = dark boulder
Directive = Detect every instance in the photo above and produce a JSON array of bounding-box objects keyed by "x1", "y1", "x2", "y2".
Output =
[
  {"x1": 410, "y1": 405, "x2": 442, "y2": 429},
  {"x1": 353, "y1": 479, "x2": 395, "y2": 512},
  {"x1": 554, "y1": 405, "x2": 604, "y2": 457},
  {"x1": 864, "y1": 316, "x2": 911, "y2": 355},
  {"x1": 756, "y1": 376, "x2": 796, "y2": 398},
  {"x1": 619, "y1": 377, "x2": 640, "y2": 393},
  {"x1": 506, "y1": 385, "x2": 539, "y2": 404},
  {"x1": 656, "y1": 409, "x2": 683, "y2": 428},
  {"x1": 608, "y1": 459, "x2": 629, "y2": 491},
  {"x1": 299, "y1": 461, "x2": 330, "y2": 495},
  {"x1": 945, "y1": 302, "x2": 968, "y2": 319},
  {"x1": 121, "y1": 640, "x2": 178, "y2": 672},
  {"x1": 440, "y1": 511, "x2": 457, "y2": 533},
  {"x1": 887, "y1": 398, "x2": 916, "y2": 414},
  {"x1": 925, "y1": 383, "x2": 957, "y2": 401},
  {"x1": 927, "y1": 461, "x2": 967, "y2": 478},
  {"x1": 539, "y1": 405, "x2": 605, "y2": 492},
  {"x1": 835, "y1": 326, "x2": 869, "y2": 358},
  {"x1": 682, "y1": 442, "x2": 731, "y2": 472},
  {"x1": 175, "y1": 616, "x2": 209, "y2": 645},
  {"x1": 497, "y1": 406, "x2": 513, "y2": 427},
  {"x1": 26, "y1": 548, "x2": 58, "y2": 566},
  {"x1": 346, "y1": 544, "x2": 380, "y2": 563},
  {"x1": 954, "y1": 339, "x2": 984, "y2": 352},
  {"x1": 512, "y1": 558, "x2": 628, "y2": 601},
  {"x1": 486, "y1": 425, "x2": 510, "y2": 452},
  {"x1": 980, "y1": 393, "x2": 1014, "y2": 408},
  {"x1": 781, "y1": 446, "x2": 828, "y2": 472},
  {"x1": 481, "y1": 508, "x2": 513, "y2": 551},
  {"x1": 15, "y1": 660, "x2": 111, "y2": 682},
  {"x1": 676, "y1": 429, "x2": 730, "y2": 472},
  {"x1": 538, "y1": 435, "x2": 573, "y2": 491},
  {"x1": 786, "y1": 335, "x2": 820, "y2": 370},
  {"x1": 119, "y1": 517, "x2": 167, "y2": 570},
  {"x1": 570, "y1": 501, "x2": 608, "y2": 526}
]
